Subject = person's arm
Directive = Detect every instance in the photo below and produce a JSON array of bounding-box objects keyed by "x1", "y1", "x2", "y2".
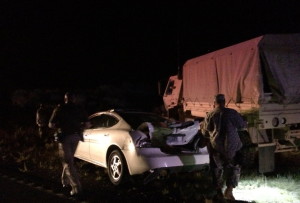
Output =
[
  {"x1": 235, "y1": 112, "x2": 246, "y2": 130},
  {"x1": 224, "y1": 110, "x2": 245, "y2": 162},
  {"x1": 48, "y1": 105, "x2": 60, "y2": 129},
  {"x1": 36, "y1": 110, "x2": 40, "y2": 126},
  {"x1": 200, "y1": 113, "x2": 211, "y2": 138},
  {"x1": 230, "y1": 110, "x2": 246, "y2": 130},
  {"x1": 80, "y1": 109, "x2": 91, "y2": 130}
]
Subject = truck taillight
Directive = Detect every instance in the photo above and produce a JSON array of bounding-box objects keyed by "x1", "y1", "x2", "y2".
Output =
[
  {"x1": 272, "y1": 117, "x2": 279, "y2": 127},
  {"x1": 281, "y1": 117, "x2": 287, "y2": 124}
]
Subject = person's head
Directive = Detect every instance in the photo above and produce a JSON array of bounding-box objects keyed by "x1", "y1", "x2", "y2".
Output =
[
  {"x1": 64, "y1": 92, "x2": 75, "y2": 104},
  {"x1": 214, "y1": 94, "x2": 225, "y2": 108}
]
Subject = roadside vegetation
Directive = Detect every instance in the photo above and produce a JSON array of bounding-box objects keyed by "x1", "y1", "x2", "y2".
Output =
[{"x1": 236, "y1": 171, "x2": 300, "y2": 203}]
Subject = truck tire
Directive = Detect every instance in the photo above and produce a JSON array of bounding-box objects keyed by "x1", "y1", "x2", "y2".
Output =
[
  {"x1": 238, "y1": 130, "x2": 257, "y2": 168},
  {"x1": 238, "y1": 147, "x2": 257, "y2": 168}
]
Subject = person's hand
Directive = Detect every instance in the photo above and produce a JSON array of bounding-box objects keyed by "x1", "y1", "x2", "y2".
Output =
[
  {"x1": 48, "y1": 122, "x2": 56, "y2": 129},
  {"x1": 225, "y1": 160, "x2": 234, "y2": 168},
  {"x1": 199, "y1": 121, "x2": 204, "y2": 129},
  {"x1": 200, "y1": 121, "x2": 209, "y2": 137},
  {"x1": 83, "y1": 121, "x2": 91, "y2": 129}
]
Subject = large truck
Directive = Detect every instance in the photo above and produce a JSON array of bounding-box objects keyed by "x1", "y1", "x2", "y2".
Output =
[{"x1": 163, "y1": 33, "x2": 300, "y2": 172}]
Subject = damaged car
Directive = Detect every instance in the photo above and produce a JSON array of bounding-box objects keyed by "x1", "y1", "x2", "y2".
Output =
[{"x1": 74, "y1": 109, "x2": 209, "y2": 185}]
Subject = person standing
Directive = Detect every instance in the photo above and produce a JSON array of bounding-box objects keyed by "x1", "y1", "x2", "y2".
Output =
[
  {"x1": 201, "y1": 94, "x2": 246, "y2": 201},
  {"x1": 36, "y1": 103, "x2": 50, "y2": 139},
  {"x1": 48, "y1": 92, "x2": 89, "y2": 196}
]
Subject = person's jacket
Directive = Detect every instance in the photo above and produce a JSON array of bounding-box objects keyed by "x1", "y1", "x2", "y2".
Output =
[
  {"x1": 202, "y1": 107, "x2": 245, "y2": 159},
  {"x1": 49, "y1": 103, "x2": 88, "y2": 135}
]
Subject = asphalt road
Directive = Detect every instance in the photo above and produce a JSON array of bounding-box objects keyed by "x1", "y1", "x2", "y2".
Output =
[
  {"x1": 0, "y1": 173, "x2": 77, "y2": 203},
  {"x1": 0, "y1": 163, "x2": 251, "y2": 203}
]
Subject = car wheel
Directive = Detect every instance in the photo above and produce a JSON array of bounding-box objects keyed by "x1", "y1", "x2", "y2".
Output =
[{"x1": 107, "y1": 149, "x2": 128, "y2": 185}]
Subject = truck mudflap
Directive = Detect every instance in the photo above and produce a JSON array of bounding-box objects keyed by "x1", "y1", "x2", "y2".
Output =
[{"x1": 258, "y1": 143, "x2": 276, "y2": 173}]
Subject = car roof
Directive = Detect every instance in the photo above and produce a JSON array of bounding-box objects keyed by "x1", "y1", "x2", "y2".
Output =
[{"x1": 109, "y1": 109, "x2": 168, "y2": 129}]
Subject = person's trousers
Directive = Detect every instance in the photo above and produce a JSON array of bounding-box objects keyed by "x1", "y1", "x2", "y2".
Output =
[
  {"x1": 58, "y1": 134, "x2": 81, "y2": 190},
  {"x1": 208, "y1": 144, "x2": 241, "y2": 189}
]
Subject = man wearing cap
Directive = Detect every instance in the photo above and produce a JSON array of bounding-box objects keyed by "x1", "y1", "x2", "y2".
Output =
[{"x1": 201, "y1": 94, "x2": 246, "y2": 201}]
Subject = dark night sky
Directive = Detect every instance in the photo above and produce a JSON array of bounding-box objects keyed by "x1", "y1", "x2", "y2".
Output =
[{"x1": 1, "y1": 1, "x2": 300, "y2": 91}]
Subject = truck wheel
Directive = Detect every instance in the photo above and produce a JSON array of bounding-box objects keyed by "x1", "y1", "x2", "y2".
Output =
[
  {"x1": 238, "y1": 147, "x2": 257, "y2": 168},
  {"x1": 107, "y1": 149, "x2": 129, "y2": 186},
  {"x1": 238, "y1": 131, "x2": 257, "y2": 168}
]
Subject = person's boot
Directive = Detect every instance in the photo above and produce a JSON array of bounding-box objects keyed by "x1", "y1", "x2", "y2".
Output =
[
  {"x1": 224, "y1": 186, "x2": 235, "y2": 200},
  {"x1": 212, "y1": 188, "x2": 226, "y2": 203},
  {"x1": 70, "y1": 186, "x2": 85, "y2": 201},
  {"x1": 62, "y1": 181, "x2": 69, "y2": 188},
  {"x1": 70, "y1": 184, "x2": 82, "y2": 196}
]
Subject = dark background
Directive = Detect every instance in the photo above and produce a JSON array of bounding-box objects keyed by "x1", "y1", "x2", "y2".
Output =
[{"x1": 1, "y1": 1, "x2": 300, "y2": 93}]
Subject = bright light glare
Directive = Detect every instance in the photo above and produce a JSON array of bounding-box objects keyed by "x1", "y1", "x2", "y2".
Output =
[
  {"x1": 127, "y1": 141, "x2": 136, "y2": 151},
  {"x1": 234, "y1": 183, "x2": 300, "y2": 203}
]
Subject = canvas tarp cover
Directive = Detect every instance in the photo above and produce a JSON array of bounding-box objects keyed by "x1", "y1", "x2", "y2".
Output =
[
  {"x1": 259, "y1": 34, "x2": 300, "y2": 104},
  {"x1": 183, "y1": 33, "x2": 300, "y2": 105},
  {"x1": 183, "y1": 36, "x2": 263, "y2": 105}
]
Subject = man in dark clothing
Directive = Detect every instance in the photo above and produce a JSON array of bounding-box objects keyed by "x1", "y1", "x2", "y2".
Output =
[
  {"x1": 201, "y1": 94, "x2": 246, "y2": 201},
  {"x1": 48, "y1": 92, "x2": 89, "y2": 196}
]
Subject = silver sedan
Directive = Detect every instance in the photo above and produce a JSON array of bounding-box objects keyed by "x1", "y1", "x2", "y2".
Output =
[{"x1": 75, "y1": 109, "x2": 209, "y2": 185}]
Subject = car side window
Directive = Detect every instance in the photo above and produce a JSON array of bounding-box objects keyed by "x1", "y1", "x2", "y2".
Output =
[
  {"x1": 89, "y1": 116, "x2": 104, "y2": 129},
  {"x1": 105, "y1": 115, "x2": 118, "y2": 127},
  {"x1": 89, "y1": 114, "x2": 118, "y2": 129}
]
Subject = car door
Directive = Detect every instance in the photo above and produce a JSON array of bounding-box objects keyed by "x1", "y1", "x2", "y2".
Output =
[
  {"x1": 75, "y1": 125, "x2": 91, "y2": 160},
  {"x1": 75, "y1": 135, "x2": 90, "y2": 160},
  {"x1": 88, "y1": 113, "x2": 119, "y2": 167}
]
